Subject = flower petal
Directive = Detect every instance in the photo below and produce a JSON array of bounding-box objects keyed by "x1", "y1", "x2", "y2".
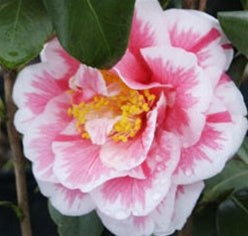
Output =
[
  {"x1": 173, "y1": 115, "x2": 247, "y2": 185},
  {"x1": 130, "y1": 0, "x2": 169, "y2": 56},
  {"x1": 53, "y1": 139, "x2": 125, "y2": 192},
  {"x1": 71, "y1": 65, "x2": 108, "y2": 101},
  {"x1": 97, "y1": 211, "x2": 154, "y2": 236},
  {"x1": 85, "y1": 117, "x2": 120, "y2": 145},
  {"x1": 215, "y1": 74, "x2": 247, "y2": 116},
  {"x1": 114, "y1": 0, "x2": 169, "y2": 90},
  {"x1": 141, "y1": 46, "x2": 212, "y2": 147},
  {"x1": 99, "y1": 94, "x2": 162, "y2": 171},
  {"x1": 188, "y1": 10, "x2": 234, "y2": 70},
  {"x1": 22, "y1": 93, "x2": 71, "y2": 183},
  {"x1": 37, "y1": 180, "x2": 94, "y2": 216},
  {"x1": 96, "y1": 185, "x2": 178, "y2": 236},
  {"x1": 91, "y1": 131, "x2": 180, "y2": 220},
  {"x1": 165, "y1": 182, "x2": 204, "y2": 233},
  {"x1": 13, "y1": 64, "x2": 69, "y2": 131},
  {"x1": 40, "y1": 38, "x2": 79, "y2": 79}
]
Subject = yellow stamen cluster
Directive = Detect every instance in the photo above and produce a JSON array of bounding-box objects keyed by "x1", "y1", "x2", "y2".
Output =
[{"x1": 67, "y1": 71, "x2": 156, "y2": 142}]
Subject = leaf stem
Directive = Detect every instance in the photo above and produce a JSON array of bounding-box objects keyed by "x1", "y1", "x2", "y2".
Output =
[{"x1": 3, "y1": 69, "x2": 32, "y2": 236}]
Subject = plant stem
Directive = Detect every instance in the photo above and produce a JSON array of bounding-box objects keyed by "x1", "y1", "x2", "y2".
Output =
[
  {"x1": 198, "y1": 0, "x2": 207, "y2": 11},
  {"x1": 3, "y1": 69, "x2": 32, "y2": 236},
  {"x1": 182, "y1": 0, "x2": 196, "y2": 9}
]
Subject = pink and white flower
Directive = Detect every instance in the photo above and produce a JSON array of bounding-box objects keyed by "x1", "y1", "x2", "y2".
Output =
[{"x1": 13, "y1": 0, "x2": 247, "y2": 235}]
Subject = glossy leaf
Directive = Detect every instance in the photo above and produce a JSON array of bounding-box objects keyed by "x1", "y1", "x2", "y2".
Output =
[
  {"x1": 43, "y1": 0, "x2": 135, "y2": 68},
  {"x1": 227, "y1": 54, "x2": 247, "y2": 86},
  {"x1": 218, "y1": 11, "x2": 248, "y2": 58},
  {"x1": 0, "y1": 0, "x2": 53, "y2": 69},
  {"x1": 48, "y1": 203, "x2": 103, "y2": 236},
  {"x1": 191, "y1": 204, "x2": 218, "y2": 236},
  {"x1": 217, "y1": 190, "x2": 248, "y2": 236},
  {"x1": 202, "y1": 160, "x2": 248, "y2": 202}
]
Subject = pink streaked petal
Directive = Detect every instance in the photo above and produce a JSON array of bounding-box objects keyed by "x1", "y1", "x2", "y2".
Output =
[
  {"x1": 166, "y1": 182, "x2": 204, "y2": 233},
  {"x1": 114, "y1": 50, "x2": 152, "y2": 89},
  {"x1": 164, "y1": 9, "x2": 231, "y2": 74},
  {"x1": 40, "y1": 38, "x2": 79, "y2": 79},
  {"x1": 173, "y1": 115, "x2": 247, "y2": 184},
  {"x1": 91, "y1": 174, "x2": 169, "y2": 220},
  {"x1": 92, "y1": 132, "x2": 180, "y2": 220},
  {"x1": 85, "y1": 117, "x2": 120, "y2": 145},
  {"x1": 13, "y1": 64, "x2": 69, "y2": 116},
  {"x1": 97, "y1": 210, "x2": 154, "y2": 236},
  {"x1": 193, "y1": 43, "x2": 226, "y2": 88},
  {"x1": 188, "y1": 10, "x2": 234, "y2": 70},
  {"x1": 163, "y1": 10, "x2": 219, "y2": 51},
  {"x1": 53, "y1": 139, "x2": 125, "y2": 192},
  {"x1": 146, "y1": 131, "x2": 181, "y2": 177},
  {"x1": 142, "y1": 46, "x2": 212, "y2": 147},
  {"x1": 151, "y1": 185, "x2": 177, "y2": 235},
  {"x1": 22, "y1": 93, "x2": 71, "y2": 182},
  {"x1": 14, "y1": 107, "x2": 36, "y2": 134},
  {"x1": 37, "y1": 180, "x2": 94, "y2": 216},
  {"x1": 215, "y1": 75, "x2": 247, "y2": 116},
  {"x1": 70, "y1": 65, "x2": 108, "y2": 101},
  {"x1": 130, "y1": 0, "x2": 169, "y2": 56},
  {"x1": 99, "y1": 97, "x2": 159, "y2": 171},
  {"x1": 114, "y1": 0, "x2": 169, "y2": 90}
]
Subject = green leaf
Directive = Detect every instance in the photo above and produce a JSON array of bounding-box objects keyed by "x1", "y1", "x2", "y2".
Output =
[
  {"x1": 218, "y1": 11, "x2": 248, "y2": 58},
  {"x1": 191, "y1": 204, "x2": 218, "y2": 236},
  {"x1": 0, "y1": 0, "x2": 53, "y2": 69},
  {"x1": 237, "y1": 138, "x2": 248, "y2": 165},
  {"x1": 159, "y1": 0, "x2": 170, "y2": 9},
  {"x1": 44, "y1": 0, "x2": 135, "y2": 68},
  {"x1": 202, "y1": 159, "x2": 248, "y2": 202},
  {"x1": 217, "y1": 190, "x2": 248, "y2": 236},
  {"x1": 227, "y1": 54, "x2": 247, "y2": 86},
  {"x1": 241, "y1": 0, "x2": 248, "y2": 10},
  {"x1": 48, "y1": 202, "x2": 104, "y2": 236},
  {"x1": 0, "y1": 201, "x2": 23, "y2": 220}
]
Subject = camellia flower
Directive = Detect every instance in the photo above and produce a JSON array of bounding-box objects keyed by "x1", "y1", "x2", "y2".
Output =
[{"x1": 13, "y1": 0, "x2": 247, "y2": 235}]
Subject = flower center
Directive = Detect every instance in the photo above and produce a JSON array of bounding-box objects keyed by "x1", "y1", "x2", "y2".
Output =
[{"x1": 67, "y1": 70, "x2": 156, "y2": 143}]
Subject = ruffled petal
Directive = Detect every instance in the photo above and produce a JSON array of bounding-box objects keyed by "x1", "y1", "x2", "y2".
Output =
[
  {"x1": 163, "y1": 9, "x2": 230, "y2": 87},
  {"x1": 141, "y1": 46, "x2": 212, "y2": 147},
  {"x1": 91, "y1": 131, "x2": 180, "y2": 220},
  {"x1": 130, "y1": 0, "x2": 169, "y2": 56},
  {"x1": 114, "y1": 0, "x2": 169, "y2": 90},
  {"x1": 173, "y1": 112, "x2": 247, "y2": 185},
  {"x1": 188, "y1": 10, "x2": 234, "y2": 70},
  {"x1": 99, "y1": 93, "x2": 165, "y2": 171},
  {"x1": 13, "y1": 64, "x2": 69, "y2": 131},
  {"x1": 37, "y1": 180, "x2": 94, "y2": 216},
  {"x1": 70, "y1": 64, "x2": 108, "y2": 101},
  {"x1": 97, "y1": 211, "x2": 154, "y2": 236},
  {"x1": 215, "y1": 74, "x2": 247, "y2": 116},
  {"x1": 165, "y1": 182, "x2": 204, "y2": 233},
  {"x1": 22, "y1": 93, "x2": 71, "y2": 183},
  {"x1": 53, "y1": 139, "x2": 125, "y2": 192},
  {"x1": 40, "y1": 38, "x2": 79, "y2": 79}
]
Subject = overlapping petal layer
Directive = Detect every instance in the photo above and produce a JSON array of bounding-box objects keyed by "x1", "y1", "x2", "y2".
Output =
[{"x1": 13, "y1": 1, "x2": 247, "y2": 236}]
